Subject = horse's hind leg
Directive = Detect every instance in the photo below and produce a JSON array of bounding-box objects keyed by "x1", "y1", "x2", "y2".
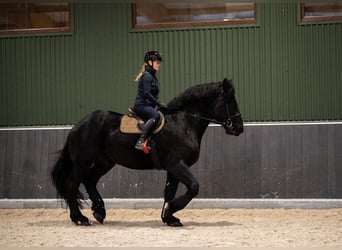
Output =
[
  {"x1": 83, "y1": 160, "x2": 114, "y2": 224},
  {"x1": 67, "y1": 175, "x2": 90, "y2": 226}
]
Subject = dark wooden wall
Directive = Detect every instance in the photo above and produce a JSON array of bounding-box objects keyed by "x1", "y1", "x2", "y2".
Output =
[{"x1": 1, "y1": 123, "x2": 341, "y2": 199}]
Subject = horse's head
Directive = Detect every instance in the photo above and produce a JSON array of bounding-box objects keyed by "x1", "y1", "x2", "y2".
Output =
[
  {"x1": 213, "y1": 78, "x2": 244, "y2": 136},
  {"x1": 167, "y1": 78, "x2": 244, "y2": 136}
]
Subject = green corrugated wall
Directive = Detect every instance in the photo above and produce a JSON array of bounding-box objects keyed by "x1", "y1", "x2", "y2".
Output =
[{"x1": 1, "y1": 3, "x2": 341, "y2": 126}]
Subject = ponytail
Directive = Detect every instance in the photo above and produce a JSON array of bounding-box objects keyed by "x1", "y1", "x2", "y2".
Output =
[{"x1": 134, "y1": 63, "x2": 146, "y2": 82}]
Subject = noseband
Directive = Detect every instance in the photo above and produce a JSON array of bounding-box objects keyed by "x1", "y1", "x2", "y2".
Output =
[{"x1": 223, "y1": 103, "x2": 241, "y2": 129}]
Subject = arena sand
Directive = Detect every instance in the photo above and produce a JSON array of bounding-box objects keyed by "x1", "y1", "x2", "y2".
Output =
[{"x1": 1, "y1": 208, "x2": 342, "y2": 247}]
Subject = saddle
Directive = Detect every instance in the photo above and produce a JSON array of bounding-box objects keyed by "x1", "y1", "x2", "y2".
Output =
[{"x1": 120, "y1": 108, "x2": 165, "y2": 134}]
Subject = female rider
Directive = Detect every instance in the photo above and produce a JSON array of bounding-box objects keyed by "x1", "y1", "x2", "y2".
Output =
[{"x1": 133, "y1": 51, "x2": 167, "y2": 151}]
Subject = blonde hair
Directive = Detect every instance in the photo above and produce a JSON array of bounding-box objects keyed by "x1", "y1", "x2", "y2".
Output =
[{"x1": 134, "y1": 63, "x2": 147, "y2": 82}]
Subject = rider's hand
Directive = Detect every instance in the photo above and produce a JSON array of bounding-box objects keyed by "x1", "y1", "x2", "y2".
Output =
[{"x1": 158, "y1": 102, "x2": 168, "y2": 114}]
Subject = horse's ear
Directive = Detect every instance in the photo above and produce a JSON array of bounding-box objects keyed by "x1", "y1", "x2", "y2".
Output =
[{"x1": 222, "y1": 78, "x2": 231, "y2": 93}]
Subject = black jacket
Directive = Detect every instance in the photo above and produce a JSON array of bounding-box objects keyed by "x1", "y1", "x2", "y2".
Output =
[{"x1": 134, "y1": 65, "x2": 160, "y2": 107}]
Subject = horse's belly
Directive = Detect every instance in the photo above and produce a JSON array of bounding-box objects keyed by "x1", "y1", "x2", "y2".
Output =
[{"x1": 116, "y1": 156, "x2": 155, "y2": 170}]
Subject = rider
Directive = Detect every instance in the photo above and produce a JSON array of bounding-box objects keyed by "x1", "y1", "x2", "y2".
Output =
[{"x1": 133, "y1": 51, "x2": 167, "y2": 151}]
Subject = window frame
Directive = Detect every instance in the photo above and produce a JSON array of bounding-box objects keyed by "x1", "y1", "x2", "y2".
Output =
[
  {"x1": 300, "y1": 3, "x2": 342, "y2": 23},
  {"x1": 132, "y1": 3, "x2": 257, "y2": 30},
  {"x1": 0, "y1": 3, "x2": 72, "y2": 36}
]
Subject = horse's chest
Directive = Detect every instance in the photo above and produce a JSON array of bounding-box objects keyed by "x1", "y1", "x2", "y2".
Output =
[{"x1": 179, "y1": 133, "x2": 200, "y2": 165}]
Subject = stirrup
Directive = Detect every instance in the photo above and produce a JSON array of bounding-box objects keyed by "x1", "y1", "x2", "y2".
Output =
[
  {"x1": 135, "y1": 140, "x2": 144, "y2": 150},
  {"x1": 135, "y1": 138, "x2": 150, "y2": 153}
]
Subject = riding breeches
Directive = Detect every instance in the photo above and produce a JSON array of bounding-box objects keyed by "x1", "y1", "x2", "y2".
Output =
[{"x1": 133, "y1": 105, "x2": 161, "y2": 124}]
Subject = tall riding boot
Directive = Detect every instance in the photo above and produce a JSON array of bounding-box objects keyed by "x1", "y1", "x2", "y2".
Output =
[{"x1": 135, "y1": 119, "x2": 156, "y2": 150}]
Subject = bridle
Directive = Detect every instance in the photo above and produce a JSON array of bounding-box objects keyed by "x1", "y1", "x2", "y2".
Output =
[{"x1": 184, "y1": 103, "x2": 241, "y2": 129}]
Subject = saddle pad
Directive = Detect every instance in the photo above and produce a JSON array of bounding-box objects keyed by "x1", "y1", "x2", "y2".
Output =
[{"x1": 120, "y1": 112, "x2": 165, "y2": 134}]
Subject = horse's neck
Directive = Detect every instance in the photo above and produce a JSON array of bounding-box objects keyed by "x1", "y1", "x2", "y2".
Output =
[
  {"x1": 183, "y1": 102, "x2": 212, "y2": 140},
  {"x1": 194, "y1": 119, "x2": 210, "y2": 141}
]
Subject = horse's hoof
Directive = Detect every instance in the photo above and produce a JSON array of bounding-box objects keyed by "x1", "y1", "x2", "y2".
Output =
[
  {"x1": 80, "y1": 221, "x2": 91, "y2": 226},
  {"x1": 167, "y1": 221, "x2": 183, "y2": 227},
  {"x1": 92, "y1": 205, "x2": 106, "y2": 224},
  {"x1": 74, "y1": 220, "x2": 91, "y2": 226},
  {"x1": 72, "y1": 215, "x2": 90, "y2": 226},
  {"x1": 93, "y1": 212, "x2": 104, "y2": 224},
  {"x1": 162, "y1": 214, "x2": 183, "y2": 227}
]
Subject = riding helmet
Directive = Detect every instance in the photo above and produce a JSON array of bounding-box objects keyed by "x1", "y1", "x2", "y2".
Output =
[{"x1": 144, "y1": 51, "x2": 162, "y2": 63}]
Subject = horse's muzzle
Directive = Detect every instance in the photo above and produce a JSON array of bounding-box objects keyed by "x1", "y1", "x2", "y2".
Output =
[{"x1": 224, "y1": 118, "x2": 243, "y2": 136}]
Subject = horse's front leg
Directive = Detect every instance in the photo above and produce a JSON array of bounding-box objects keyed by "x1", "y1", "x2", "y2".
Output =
[
  {"x1": 162, "y1": 160, "x2": 199, "y2": 227},
  {"x1": 161, "y1": 172, "x2": 181, "y2": 226}
]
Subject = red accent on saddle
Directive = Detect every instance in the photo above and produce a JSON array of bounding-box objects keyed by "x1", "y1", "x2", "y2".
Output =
[{"x1": 142, "y1": 139, "x2": 150, "y2": 154}]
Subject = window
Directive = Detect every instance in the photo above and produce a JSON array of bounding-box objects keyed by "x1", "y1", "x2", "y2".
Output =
[
  {"x1": 133, "y1": 3, "x2": 256, "y2": 29},
  {"x1": 301, "y1": 3, "x2": 342, "y2": 22},
  {"x1": 0, "y1": 3, "x2": 71, "y2": 35}
]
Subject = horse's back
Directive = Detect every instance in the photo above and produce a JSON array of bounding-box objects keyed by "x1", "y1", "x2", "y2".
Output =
[
  {"x1": 71, "y1": 110, "x2": 121, "y2": 132},
  {"x1": 68, "y1": 110, "x2": 122, "y2": 160}
]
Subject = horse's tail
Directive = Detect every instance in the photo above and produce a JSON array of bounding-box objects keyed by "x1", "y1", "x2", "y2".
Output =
[{"x1": 51, "y1": 135, "x2": 83, "y2": 207}]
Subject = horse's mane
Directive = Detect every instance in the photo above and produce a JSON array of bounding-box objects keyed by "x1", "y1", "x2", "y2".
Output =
[{"x1": 167, "y1": 81, "x2": 222, "y2": 113}]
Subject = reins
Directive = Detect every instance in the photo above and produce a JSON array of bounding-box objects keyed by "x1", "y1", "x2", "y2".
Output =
[
  {"x1": 183, "y1": 103, "x2": 241, "y2": 127},
  {"x1": 184, "y1": 112, "x2": 225, "y2": 125}
]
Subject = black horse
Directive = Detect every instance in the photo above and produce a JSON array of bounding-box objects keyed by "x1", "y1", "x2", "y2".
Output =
[{"x1": 51, "y1": 78, "x2": 243, "y2": 227}]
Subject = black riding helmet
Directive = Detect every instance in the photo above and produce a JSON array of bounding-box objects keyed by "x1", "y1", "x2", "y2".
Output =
[{"x1": 144, "y1": 51, "x2": 162, "y2": 63}]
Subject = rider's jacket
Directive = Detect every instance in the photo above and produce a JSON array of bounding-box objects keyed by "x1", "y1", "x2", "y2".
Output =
[{"x1": 134, "y1": 65, "x2": 160, "y2": 107}]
